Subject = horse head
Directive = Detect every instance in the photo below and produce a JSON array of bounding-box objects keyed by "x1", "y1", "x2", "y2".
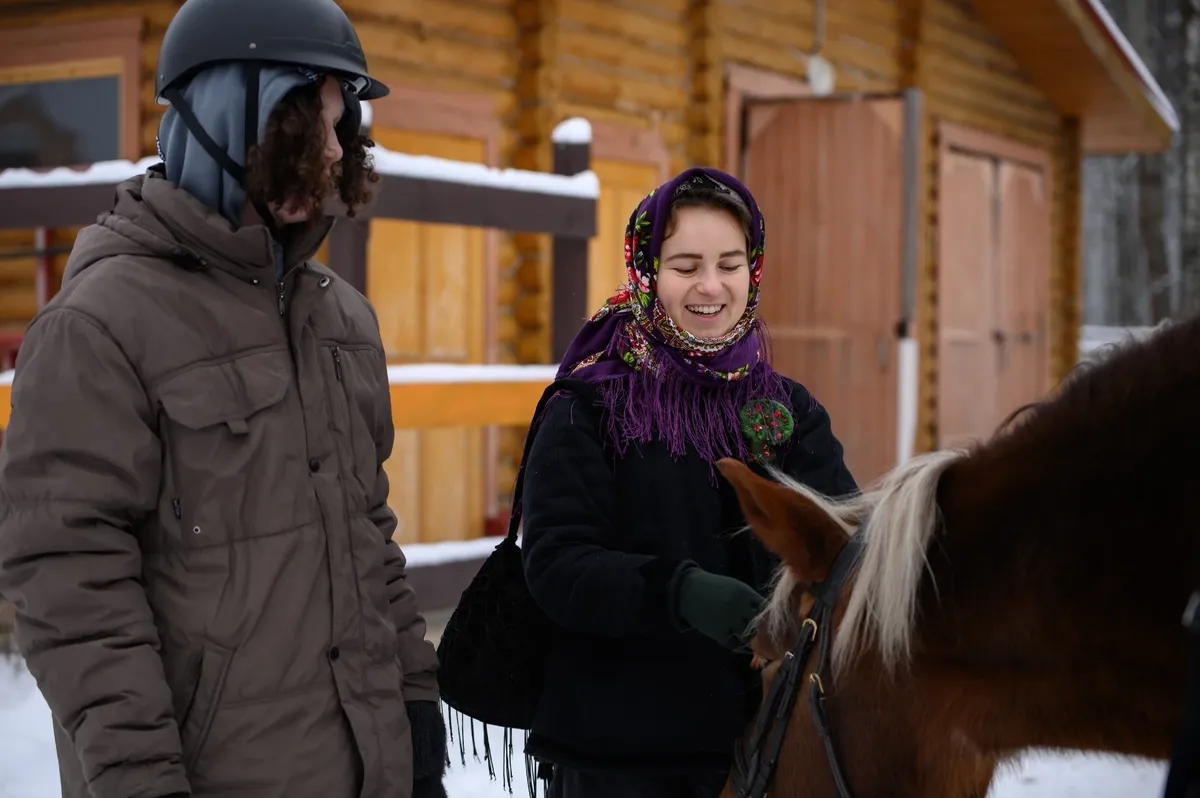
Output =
[{"x1": 715, "y1": 454, "x2": 999, "y2": 798}]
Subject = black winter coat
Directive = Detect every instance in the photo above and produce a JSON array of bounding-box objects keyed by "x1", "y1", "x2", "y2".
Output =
[{"x1": 519, "y1": 378, "x2": 858, "y2": 775}]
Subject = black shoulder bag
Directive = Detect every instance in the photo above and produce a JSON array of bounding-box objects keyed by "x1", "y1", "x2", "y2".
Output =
[{"x1": 435, "y1": 378, "x2": 603, "y2": 734}]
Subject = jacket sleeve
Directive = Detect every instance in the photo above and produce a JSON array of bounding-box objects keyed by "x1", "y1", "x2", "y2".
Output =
[
  {"x1": 366, "y1": 367, "x2": 439, "y2": 704},
  {"x1": 781, "y1": 383, "x2": 859, "y2": 499},
  {"x1": 0, "y1": 308, "x2": 190, "y2": 798},
  {"x1": 520, "y1": 395, "x2": 687, "y2": 639}
]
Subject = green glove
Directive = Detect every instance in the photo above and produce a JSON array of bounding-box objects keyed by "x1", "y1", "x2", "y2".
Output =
[{"x1": 673, "y1": 566, "x2": 767, "y2": 650}]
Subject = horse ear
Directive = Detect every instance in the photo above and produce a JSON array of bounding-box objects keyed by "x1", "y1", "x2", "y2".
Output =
[{"x1": 716, "y1": 458, "x2": 849, "y2": 583}]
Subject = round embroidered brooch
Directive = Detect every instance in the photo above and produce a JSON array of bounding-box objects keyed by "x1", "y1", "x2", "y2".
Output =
[{"x1": 739, "y1": 399, "x2": 795, "y2": 463}]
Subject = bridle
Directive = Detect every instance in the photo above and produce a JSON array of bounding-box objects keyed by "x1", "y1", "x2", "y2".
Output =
[{"x1": 730, "y1": 531, "x2": 865, "y2": 798}]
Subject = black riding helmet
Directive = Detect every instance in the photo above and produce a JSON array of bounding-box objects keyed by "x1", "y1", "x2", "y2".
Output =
[
  {"x1": 154, "y1": 0, "x2": 387, "y2": 233},
  {"x1": 156, "y1": 0, "x2": 389, "y2": 101}
]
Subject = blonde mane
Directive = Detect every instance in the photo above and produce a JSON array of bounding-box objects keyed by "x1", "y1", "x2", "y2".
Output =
[{"x1": 757, "y1": 448, "x2": 965, "y2": 675}]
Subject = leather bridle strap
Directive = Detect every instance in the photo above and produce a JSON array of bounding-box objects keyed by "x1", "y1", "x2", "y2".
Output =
[
  {"x1": 731, "y1": 529, "x2": 865, "y2": 798},
  {"x1": 805, "y1": 530, "x2": 864, "y2": 798}
]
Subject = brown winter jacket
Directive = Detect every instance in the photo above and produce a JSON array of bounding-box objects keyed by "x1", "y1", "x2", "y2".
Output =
[{"x1": 0, "y1": 166, "x2": 438, "y2": 798}]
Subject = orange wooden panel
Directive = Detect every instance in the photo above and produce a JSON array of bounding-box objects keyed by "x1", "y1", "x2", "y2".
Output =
[
  {"x1": 366, "y1": 127, "x2": 488, "y2": 545},
  {"x1": 388, "y1": 380, "x2": 549, "y2": 428},
  {"x1": 936, "y1": 148, "x2": 997, "y2": 449},
  {"x1": 743, "y1": 97, "x2": 904, "y2": 486},
  {"x1": 0, "y1": 378, "x2": 552, "y2": 433},
  {"x1": 586, "y1": 159, "x2": 660, "y2": 313}
]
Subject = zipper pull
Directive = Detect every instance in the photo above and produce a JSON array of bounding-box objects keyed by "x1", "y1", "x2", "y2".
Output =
[
  {"x1": 277, "y1": 280, "x2": 285, "y2": 316},
  {"x1": 172, "y1": 498, "x2": 182, "y2": 520},
  {"x1": 332, "y1": 346, "x2": 343, "y2": 381}
]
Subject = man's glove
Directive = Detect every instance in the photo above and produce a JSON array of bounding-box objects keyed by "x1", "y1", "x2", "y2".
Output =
[
  {"x1": 407, "y1": 700, "x2": 447, "y2": 798},
  {"x1": 673, "y1": 565, "x2": 767, "y2": 650}
]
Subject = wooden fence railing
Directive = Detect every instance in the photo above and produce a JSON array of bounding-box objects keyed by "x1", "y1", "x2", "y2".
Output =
[
  {"x1": 0, "y1": 121, "x2": 596, "y2": 611},
  {"x1": 0, "y1": 117, "x2": 599, "y2": 362},
  {"x1": 0, "y1": 364, "x2": 558, "y2": 431},
  {"x1": 0, "y1": 364, "x2": 557, "y2": 612}
]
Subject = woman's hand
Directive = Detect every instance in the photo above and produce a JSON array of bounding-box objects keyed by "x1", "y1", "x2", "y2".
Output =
[{"x1": 673, "y1": 566, "x2": 767, "y2": 650}]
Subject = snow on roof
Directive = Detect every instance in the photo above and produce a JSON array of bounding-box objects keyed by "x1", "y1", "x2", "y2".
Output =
[
  {"x1": 551, "y1": 117, "x2": 593, "y2": 145},
  {"x1": 1081, "y1": 0, "x2": 1180, "y2": 132},
  {"x1": 0, "y1": 147, "x2": 600, "y2": 200}
]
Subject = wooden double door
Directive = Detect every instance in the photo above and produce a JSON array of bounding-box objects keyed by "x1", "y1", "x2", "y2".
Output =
[{"x1": 740, "y1": 96, "x2": 1051, "y2": 484}]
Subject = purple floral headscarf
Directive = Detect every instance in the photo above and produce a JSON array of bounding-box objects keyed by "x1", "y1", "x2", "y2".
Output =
[{"x1": 556, "y1": 167, "x2": 801, "y2": 465}]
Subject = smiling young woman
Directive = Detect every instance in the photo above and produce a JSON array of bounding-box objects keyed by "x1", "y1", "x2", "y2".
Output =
[{"x1": 504, "y1": 168, "x2": 859, "y2": 798}]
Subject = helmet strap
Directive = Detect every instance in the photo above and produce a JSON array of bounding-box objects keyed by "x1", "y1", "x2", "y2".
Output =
[
  {"x1": 337, "y1": 81, "x2": 362, "y2": 141},
  {"x1": 160, "y1": 62, "x2": 281, "y2": 239}
]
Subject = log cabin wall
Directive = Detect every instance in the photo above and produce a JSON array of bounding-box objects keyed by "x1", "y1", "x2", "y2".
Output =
[
  {"x1": 0, "y1": 0, "x2": 1101, "y2": 528},
  {"x1": 696, "y1": 0, "x2": 1077, "y2": 458},
  {"x1": 0, "y1": 1, "x2": 172, "y2": 349}
]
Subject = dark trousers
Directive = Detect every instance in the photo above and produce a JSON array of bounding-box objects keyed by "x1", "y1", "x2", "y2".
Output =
[{"x1": 546, "y1": 766, "x2": 728, "y2": 798}]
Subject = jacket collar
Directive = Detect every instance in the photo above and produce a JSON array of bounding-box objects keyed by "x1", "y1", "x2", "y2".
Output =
[{"x1": 138, "y1": 165, "x2": 333, "y2": 281}]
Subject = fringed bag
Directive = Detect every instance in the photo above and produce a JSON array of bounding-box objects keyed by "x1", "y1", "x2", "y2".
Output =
[{"x1": 435, "y1": 378, "x2": 604, "y2": 796}]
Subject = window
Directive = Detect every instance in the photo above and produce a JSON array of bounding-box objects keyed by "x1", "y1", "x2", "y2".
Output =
[
  {"x1": 0, "y1": 62, "x2": 122, "y2": 169},
  {"x1": 0, "y1": 18, "x2": 142, "y2": 168}
]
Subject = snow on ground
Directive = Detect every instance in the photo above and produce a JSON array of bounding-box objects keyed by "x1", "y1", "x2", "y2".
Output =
[{"x1": 0, "y1": 656, "x2": 1168, "y2": 797}]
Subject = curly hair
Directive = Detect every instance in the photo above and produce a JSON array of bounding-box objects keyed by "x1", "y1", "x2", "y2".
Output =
[{"x1": 244, "y1": 80, "x2": 380, "y2": 220}]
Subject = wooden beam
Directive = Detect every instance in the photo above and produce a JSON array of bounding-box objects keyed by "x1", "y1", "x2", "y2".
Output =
[
  {"x1": 0, "y1": 182, "x2": 122, "y2": 230},
  {"x1": 367, "y1": 172, "x2": 594, "y2": 236},
  {"x1": 324, "y1": 217, "x2": 369, "y2": 294},
  {"x1": 551, "y1": 137, "x2": 591, "y2": 361},
  {"x1": 0, "y1": 368, "x2": 559, "y2": 431},
  {"x1": 388, "y1": 380, "x2": 551, "y2": 429},
  {"x1": 0, "y1": 168, "x2": 597, "y2": 237}
]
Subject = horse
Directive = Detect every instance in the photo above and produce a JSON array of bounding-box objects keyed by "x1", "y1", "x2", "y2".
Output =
[{"x1": 714, "y1": 315, "x2": 1200, "y2": 798}]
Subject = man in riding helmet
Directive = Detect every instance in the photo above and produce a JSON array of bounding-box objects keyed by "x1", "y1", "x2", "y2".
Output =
[{"x1": 0, "y1": 1, "x2": 446, "y2": 797}]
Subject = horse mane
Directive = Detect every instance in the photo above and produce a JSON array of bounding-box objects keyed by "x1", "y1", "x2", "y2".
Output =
[
  {"x1": 757, "y1": 317, "x2": 1188, "y2": 677},
  {"x1": 761, "y1": 448, "x2": 964, "y2": 675}
]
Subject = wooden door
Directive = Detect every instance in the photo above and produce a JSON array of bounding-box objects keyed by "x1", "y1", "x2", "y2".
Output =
[
  {"x1": 742, "y1": 97, "x2": 906, "y2": 486},
  {"x1": 587, "y1": 159, "x2": 661, "y2": 313},
  {"x1": 937, "y1": 150, "x2": 998, "y2": 448},
  {"x1": 367, "y1": 127, "x2": 486, "y2": 544},
  {"x1": 937, "y1": 144, "x2": 1051, "y2": 448},
  {"x1": 995, "y1": 162, "x2": 1050, "y2": 417}
]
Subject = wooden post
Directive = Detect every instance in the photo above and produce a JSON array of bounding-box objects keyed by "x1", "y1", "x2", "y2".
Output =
[
  {"x1": 325, "y1": 217, "x2": 369, "y2": 294},
  {"x1": 323, "y1": 109, "x2": 374, "y2": 297},
  {"x1": 551, "y1": 138, "x2": 592, "y2": 362}
]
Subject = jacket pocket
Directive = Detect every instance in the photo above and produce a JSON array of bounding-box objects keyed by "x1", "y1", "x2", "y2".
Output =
[
  {"x1": 321, "y1": 342, "x2": 387, "y2": 504},
  {"x1": 153, "y1": 348, "x2": 296, "y2": 546},
  {"x1": 179, "y1": 642, "x2": 236, "y2": 774}
]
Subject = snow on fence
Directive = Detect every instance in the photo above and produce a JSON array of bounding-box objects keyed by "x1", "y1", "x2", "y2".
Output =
[{"x1": 0, "y1": 147, "x2": 599, "y2": 199}]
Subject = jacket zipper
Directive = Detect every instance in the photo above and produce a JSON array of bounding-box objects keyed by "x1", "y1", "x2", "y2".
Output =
[
  {"x1": 158, "y1": 404, "x2": 185, "y2": 534},
  {"x1": 277, "y1": 279, "x2": 286, "y2": 316},
  {"x1": 330, "y1": 345, "x2": 361, "y2": 478}
]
